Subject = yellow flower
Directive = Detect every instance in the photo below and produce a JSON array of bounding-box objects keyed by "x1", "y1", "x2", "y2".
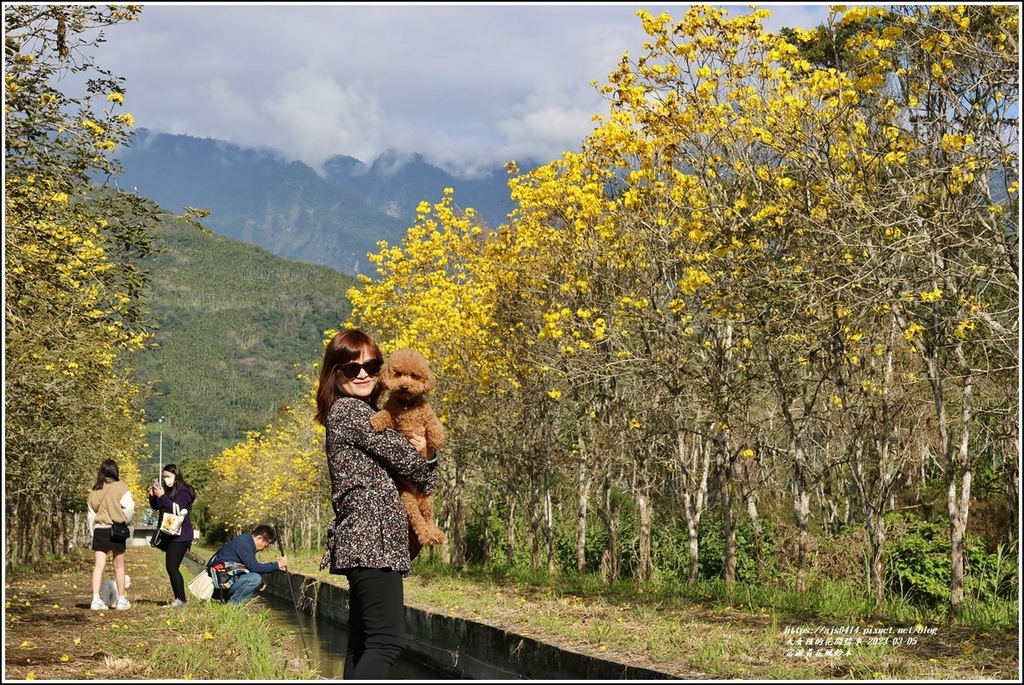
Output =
[{"x1": 60, "y1": 654, "x2": 69, "y2": 662}]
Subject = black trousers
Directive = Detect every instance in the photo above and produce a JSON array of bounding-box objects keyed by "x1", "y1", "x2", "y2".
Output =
[
  {"x1": 342, "y1": 567, "x2": 405, "y2": 679},
  {"x1": 165, "y1": 540, "x2": 191, "y2": 602}
]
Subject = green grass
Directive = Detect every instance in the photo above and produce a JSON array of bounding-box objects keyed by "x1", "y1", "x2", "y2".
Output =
[{"x1": 192, "y1": 544, "x2": 1018, "y2": 680}]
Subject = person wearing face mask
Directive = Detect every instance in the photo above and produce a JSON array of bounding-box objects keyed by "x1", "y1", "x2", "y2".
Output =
[{"x1": 147, "y1": 463, "x2": 197, "y2": 608}]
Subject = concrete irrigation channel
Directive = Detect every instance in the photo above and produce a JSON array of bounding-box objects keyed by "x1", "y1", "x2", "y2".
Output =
[{"x1": 186, "y1": 553, "x2": 679, "y2": 680}]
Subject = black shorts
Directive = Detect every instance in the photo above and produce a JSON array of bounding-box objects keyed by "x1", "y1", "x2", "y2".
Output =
[{"x1": 92, "y1": 527, "x2": 126, "y2": 553}]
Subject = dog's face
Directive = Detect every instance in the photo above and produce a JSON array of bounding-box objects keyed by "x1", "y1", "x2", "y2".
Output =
[{"x1": 380, "y1": 348, "x2": 435, "y2": 399}]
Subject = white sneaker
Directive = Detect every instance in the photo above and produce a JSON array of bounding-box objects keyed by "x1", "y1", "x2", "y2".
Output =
[
  {"x1": 91, "y1": 598, "x2": 109, "y2": 611},
  {"x1": 167, "y1": 599, "x2": 186, "y2": 609},
  {"x1": 115, "y1": 597, "x2": 131, "y2": 610}
]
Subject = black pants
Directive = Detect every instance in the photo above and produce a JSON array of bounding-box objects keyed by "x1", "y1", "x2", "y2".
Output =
[
  {"x1": 165, "y1": 540, "x2": 191, "y2": 602},
  {"x1": 343, "y1": 567, "x2": 405, "y2": 679}
]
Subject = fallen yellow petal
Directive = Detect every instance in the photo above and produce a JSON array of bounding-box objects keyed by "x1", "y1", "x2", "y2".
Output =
[{"x1": 60, "y1": 654, "x2": 69, "y2": 662}]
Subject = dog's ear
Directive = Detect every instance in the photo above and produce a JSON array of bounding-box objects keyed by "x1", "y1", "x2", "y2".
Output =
[
  {"x1": 423, "y1": 364, "x2": 435, "y2": 392},
  {"x1": 379, "y1": 360, "x2": 393, "y2": 387}
]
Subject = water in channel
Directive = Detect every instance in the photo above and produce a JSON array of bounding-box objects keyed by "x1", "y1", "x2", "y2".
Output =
[{"x1": 256, "y1": 588, "x2": 455, "y2": 680}]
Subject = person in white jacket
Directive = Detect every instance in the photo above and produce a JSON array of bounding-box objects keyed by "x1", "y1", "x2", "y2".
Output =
[{"x1": 86, "y1": 459, "x2": 135, "y2": 610}]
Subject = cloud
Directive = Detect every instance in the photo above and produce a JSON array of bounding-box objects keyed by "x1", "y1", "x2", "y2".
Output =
[{"x1": 98, "y1": 3, "x2": 832, "y2": 177}]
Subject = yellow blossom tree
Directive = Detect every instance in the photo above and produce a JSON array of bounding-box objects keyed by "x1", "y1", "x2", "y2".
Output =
[{"x1": 4, "y1": 4, "x2": 163, "y2": 564}]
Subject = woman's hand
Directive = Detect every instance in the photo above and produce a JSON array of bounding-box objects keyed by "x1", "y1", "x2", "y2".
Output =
[{"x1": 407, "y1": 434, "x2": 430, "y2": 459}]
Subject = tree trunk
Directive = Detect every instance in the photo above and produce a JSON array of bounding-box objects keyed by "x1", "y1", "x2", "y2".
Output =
[
  {"x1": 600, "y1": 470, "x2": 619, "y2": 583},
  {"x1": 544, "y1": 450, "x2": 556, "y2": 576},
  {"x1": 793, "y1": 449, "x2": 810, "y2": 595},
  {"x1": 948, "y1": 469, "x2": 972, "y2": 618},
  {"x1": 482, "y1": 491, "x2": 494, "y2": 571},
  {"x1": 636, "y1": 451, "x2": 652, "y2": 582},
  {"x1": 716, "y1": 434, "x2": 736, "y2": 591},
  {"x1": 867, "y1": 513, "x2": 886, "y2": 608},
  {"x1": 637, "y1": 490, "x2": 651, "y2": 582},
  {"x1": 575, "y1": 435, "x2": 589, "y2": 573},
  {"x1": 685, "y1": 501, "x2": 700, "y2": 586},
  {"x1": 505, "y1": 498, "x2": 517, "y2": 568},
  {"x1": 677, "y1": 429, "x2": 710, "y2": 587},
  {"x1": 746, "y1": 490, "x2": 763, "y2": 580},
  {"x1": 529, "y1": 474, "x2": 541, "y2": 571},
  {"x1": 450, "y1": 461, "x2": 467, "y2": 569}
]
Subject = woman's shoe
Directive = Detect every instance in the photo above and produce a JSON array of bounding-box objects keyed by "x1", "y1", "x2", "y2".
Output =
[{"x1": 167, "y1": 599, "x2": 186, "y2": 609}]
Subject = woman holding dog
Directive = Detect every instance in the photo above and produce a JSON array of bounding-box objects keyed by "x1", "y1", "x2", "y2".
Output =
[
  {"x1": 87, "y1": 459, "x2": 135, "y2": 610},
  {"x1": 314, "y1": 328, "x2": 439, "y2": 680},
  {"x1": 147, "y1": 463, "x2": 197, "y2": 609}
]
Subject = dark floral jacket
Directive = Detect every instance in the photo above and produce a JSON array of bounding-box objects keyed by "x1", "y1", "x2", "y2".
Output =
[{"x1": 320, "y1": 397, "x2": 438, "y2": 576}]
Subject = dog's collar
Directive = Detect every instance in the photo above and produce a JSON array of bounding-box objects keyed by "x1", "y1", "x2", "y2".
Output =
[{"x1": 395, "y1": 396, "x2": 420, "y2": 409}]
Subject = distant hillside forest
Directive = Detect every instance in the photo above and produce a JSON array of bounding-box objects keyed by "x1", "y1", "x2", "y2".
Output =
[{"x1": 134, "y1": 217, "x2": 357, "y2": 470}]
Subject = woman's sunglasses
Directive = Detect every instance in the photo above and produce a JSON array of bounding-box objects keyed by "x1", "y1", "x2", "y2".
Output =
[{"x1": 337, "y1": 359, "x2": 383, "y2": 379}]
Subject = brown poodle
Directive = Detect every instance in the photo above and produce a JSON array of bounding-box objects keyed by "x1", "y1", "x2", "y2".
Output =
[{"x1": 370, "y1": 347, "x2": 446, "y2": 553}]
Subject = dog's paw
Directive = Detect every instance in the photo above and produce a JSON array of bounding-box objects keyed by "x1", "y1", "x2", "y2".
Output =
[{"x1": 369, "y1": 412, "x2": 390, "y2": 433}]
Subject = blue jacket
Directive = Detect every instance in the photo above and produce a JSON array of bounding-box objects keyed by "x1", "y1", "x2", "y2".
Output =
[{"x1": 209, "y1": 533, "x2": 280, "y2": 575}]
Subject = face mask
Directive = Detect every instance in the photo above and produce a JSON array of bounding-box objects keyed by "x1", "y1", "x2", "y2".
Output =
[{"x1": 163, "y1": 476, "x2": 175, "y2": 487}]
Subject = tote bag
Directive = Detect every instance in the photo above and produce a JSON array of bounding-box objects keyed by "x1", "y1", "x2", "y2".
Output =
[
  {"x1": 188, "y1": 569, "x2": 215, "y2": 600},
  {"x1": 159, "y1": 503, "x2": 187, "y2": 536}
]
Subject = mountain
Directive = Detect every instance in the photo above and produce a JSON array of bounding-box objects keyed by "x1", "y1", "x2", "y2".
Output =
[
  {"x1": 135, "y1": 215, "x2": 358, "y2": 467},
  {"x1": 116, "y1": 130, "x2": 531, "y2": 275},
  {"x1": 321, "y1": 149, "x2": 522, "y2": 229}
]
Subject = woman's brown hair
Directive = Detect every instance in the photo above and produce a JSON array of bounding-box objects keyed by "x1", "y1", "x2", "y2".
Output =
[{"x1": 314, "y1": 329, "x2": 384, "y2": 425}]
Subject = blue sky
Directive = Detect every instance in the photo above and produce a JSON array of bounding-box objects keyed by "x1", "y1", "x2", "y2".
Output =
[{"x1": 97, "y1": 3, "x2": 833, "y2": 177}]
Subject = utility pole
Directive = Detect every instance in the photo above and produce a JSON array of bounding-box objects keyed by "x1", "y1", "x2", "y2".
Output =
[{"x1": 158, "y1": 415, "x2": 165, "y2": 474}]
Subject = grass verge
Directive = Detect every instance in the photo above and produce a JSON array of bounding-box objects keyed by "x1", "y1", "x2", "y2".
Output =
[{"x1": 4, "y1": 547, "x2": 317, "y2": 681}]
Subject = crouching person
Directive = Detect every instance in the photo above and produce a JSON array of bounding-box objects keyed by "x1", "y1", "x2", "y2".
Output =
[{"x1": 207, "y1": 524, "x2": 288, "y2": 606}]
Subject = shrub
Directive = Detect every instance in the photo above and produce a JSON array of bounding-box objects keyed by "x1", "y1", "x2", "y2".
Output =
[{"x1": 884, "y1": 512, "x2": 1017, "y2": 607}]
